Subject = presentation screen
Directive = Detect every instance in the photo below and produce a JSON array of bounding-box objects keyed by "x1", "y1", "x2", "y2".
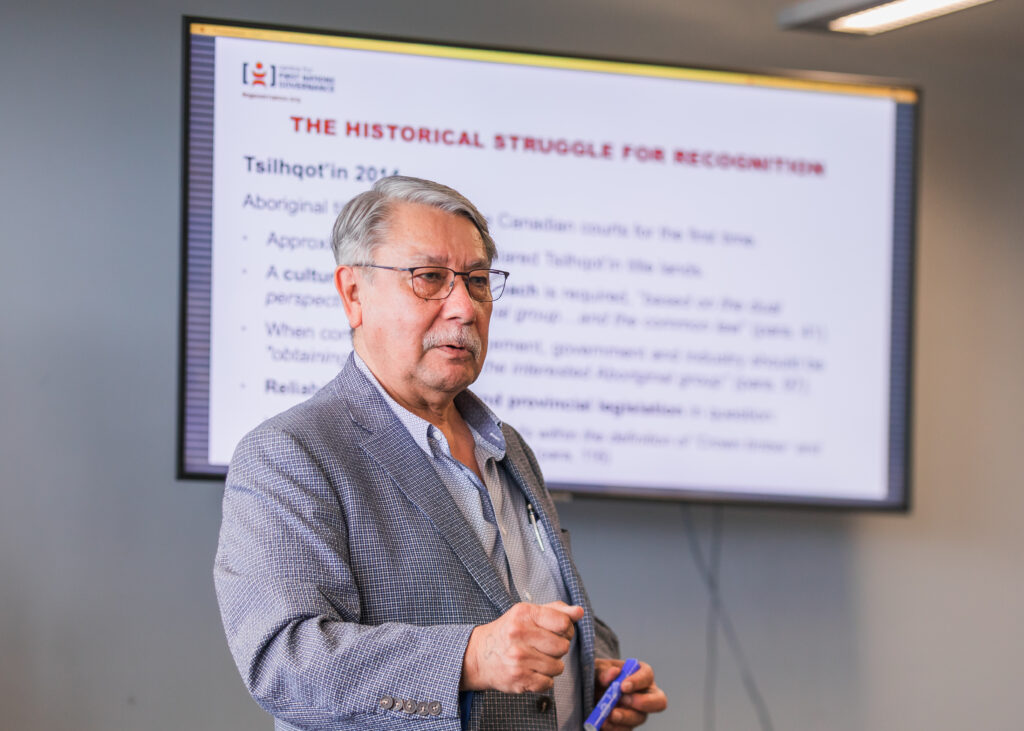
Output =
[{"x1": 179, "y1": 17, "x2": 915, "y2": 509}]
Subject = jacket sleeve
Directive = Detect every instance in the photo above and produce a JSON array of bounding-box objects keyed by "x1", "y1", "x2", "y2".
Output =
[{"x1": 214, "y1": 425, "x2": 471, "y2": 731}]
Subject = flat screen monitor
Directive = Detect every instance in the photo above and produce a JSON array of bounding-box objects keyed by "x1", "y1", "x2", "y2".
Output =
[{"x1": 179, "y1": 17, "x2": 916, "y2": 510}]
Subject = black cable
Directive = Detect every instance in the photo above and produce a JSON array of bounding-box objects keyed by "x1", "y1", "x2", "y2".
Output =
[
  {"x1": 682, "y1": 505, "x2": 775, "y2": 731},
  {"x1": 704, "y1": 506, "x2": 721, "y2": 731}
]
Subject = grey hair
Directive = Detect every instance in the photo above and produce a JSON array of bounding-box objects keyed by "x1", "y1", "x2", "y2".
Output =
[{"x1": 331, "y1": 176, "x2": 496, "y2": 267}]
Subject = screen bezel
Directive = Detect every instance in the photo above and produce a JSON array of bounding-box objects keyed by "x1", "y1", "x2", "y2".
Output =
[{"x1": 176, "y1": 15, "x2": 917, "y2": 513}]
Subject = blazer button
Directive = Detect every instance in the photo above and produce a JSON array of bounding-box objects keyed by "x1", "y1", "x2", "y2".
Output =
[
  {"x1": 428, "y1": 701, "x2": 442, "y2": 715},
  {"x1": 378, "y1": 695, "x2": 395, "y2": 710},
  {"x1": 403, "y1": 699, "x2": 417, "y2": 713},
  {"x1": 536, "y1": 696, "x2": 552, "y2": 713},
  {"x1": 417, "y1": 701, "x2": 430, "y2": 716}
]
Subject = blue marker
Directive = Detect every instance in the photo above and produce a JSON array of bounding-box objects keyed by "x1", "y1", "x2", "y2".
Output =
[{"x1": 584, "y1": 658, "x2": 641, "y2": 731}]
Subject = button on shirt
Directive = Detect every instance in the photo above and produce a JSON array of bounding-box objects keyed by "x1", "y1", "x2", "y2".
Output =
[{"x1": 354, "y1": 355, "x2": 582, "y2": 731}]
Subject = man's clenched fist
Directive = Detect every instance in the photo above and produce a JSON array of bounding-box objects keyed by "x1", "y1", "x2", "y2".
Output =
[{"x1": 461, "y1": 601, "x2": 584, "y2": 694}]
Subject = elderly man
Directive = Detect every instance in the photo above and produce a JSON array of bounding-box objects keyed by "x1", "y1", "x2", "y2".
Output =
[{"x1": 215, "y1": 176, "x2": 667, "y2": 731}]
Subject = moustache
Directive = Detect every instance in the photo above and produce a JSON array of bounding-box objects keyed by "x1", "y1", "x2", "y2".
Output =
[{"x1": 422, "y1": 328, "x2": 483, "y2": 359}]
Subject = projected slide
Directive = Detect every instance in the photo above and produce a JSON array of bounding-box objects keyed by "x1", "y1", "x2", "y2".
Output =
[{"x1": 180, "y1": 20, "x2": 915, "y2": 508}]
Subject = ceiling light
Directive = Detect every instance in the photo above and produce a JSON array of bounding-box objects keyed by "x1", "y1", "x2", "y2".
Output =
[{"x1": 778, "y1": 0, "x2": 996, "y2": 35}]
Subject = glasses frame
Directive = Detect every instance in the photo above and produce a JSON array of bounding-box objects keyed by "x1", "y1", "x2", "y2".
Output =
[{"x1": 358, "y1": 264, "x2": 510, "y2": 302}]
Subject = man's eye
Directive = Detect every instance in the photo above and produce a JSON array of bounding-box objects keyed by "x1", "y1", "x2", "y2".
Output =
[
  {"x1": 416, "y1": 270, "x2": 446, "y2": 283},
  {"x1": 467, "y1": 275, "x2": 489, "y2": 288}
]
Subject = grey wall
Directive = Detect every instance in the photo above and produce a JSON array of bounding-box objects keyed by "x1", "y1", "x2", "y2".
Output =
[{"x1": 1, "y1": 1, "x2": 1021, "y2": 729}]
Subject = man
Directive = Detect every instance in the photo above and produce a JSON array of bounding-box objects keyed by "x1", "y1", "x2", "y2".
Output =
[{"x1": 215, "y1": 177, "x2": 667, "y2": 731}]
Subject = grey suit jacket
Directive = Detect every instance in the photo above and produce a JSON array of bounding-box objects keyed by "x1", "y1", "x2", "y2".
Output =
[{"x1": 214, "y1": 355, "x2": 619, "y2": 731}]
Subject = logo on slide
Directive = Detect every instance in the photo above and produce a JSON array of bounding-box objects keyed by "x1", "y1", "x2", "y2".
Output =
[
  {"x1": 242, "y1": 61, "x2": 336, "y2": 94},
  {"x1": 243, "y1": 62, "x2": 276, "y2": 87}
]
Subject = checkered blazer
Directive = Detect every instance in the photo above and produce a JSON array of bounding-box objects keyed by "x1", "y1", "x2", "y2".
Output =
[{"x1": 215, "y1": 355, "x2": 619, "y2": 731}]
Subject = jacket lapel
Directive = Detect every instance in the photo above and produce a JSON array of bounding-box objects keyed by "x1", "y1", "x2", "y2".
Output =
[{"x1": 336, "y1": 356, "x2": 515, "y2": 615}]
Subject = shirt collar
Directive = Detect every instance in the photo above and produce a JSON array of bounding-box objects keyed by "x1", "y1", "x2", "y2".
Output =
[{"x1": 353, "y1": 350, "x2": 506, "y2": 460}]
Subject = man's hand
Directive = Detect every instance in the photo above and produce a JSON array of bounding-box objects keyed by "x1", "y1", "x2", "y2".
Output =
[
  {"x1": 461, "y1": 601, "x2": 584, "y2": 694},
  {"x1": 594, "y1": 657, "x2": 668, "y2": 730}
]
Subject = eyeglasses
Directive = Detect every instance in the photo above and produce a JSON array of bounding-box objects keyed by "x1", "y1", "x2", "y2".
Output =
[{"x1": 359, "y1": 265, "x2": 510, "y2": 302}]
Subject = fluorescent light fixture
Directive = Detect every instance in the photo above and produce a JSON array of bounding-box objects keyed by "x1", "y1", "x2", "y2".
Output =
[{"x1": 778, "y1": 0, "x2": 996, "y2": 34}]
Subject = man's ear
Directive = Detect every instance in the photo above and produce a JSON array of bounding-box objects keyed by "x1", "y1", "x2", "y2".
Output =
[{"x1": 334, "y1": 265, "x2": 362, "y2": 329}]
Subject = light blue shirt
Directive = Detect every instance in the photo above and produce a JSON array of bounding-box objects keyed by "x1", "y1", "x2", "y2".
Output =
[{"x1": 354, "y1": 353, "x2": 582, "y2": 731}]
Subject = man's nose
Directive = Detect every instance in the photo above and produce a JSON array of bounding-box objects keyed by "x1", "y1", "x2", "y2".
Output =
[{"x1": 442, "y1": 274, "x2": 480, "y2": 318}]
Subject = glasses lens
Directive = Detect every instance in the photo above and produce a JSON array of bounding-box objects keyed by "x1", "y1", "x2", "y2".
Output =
[
  {"x1": 408, "y1": 268, "x2": 507, "y2": 301},
  {"x1": 462, "y1": 270, "x2": 493, "y2": 301},
  {"x1": 410, "y1": 267, "x2": 453, "y2": 299},
  {"x1": 477, "y1": 270, "x2": 507, "y2": 302}
]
